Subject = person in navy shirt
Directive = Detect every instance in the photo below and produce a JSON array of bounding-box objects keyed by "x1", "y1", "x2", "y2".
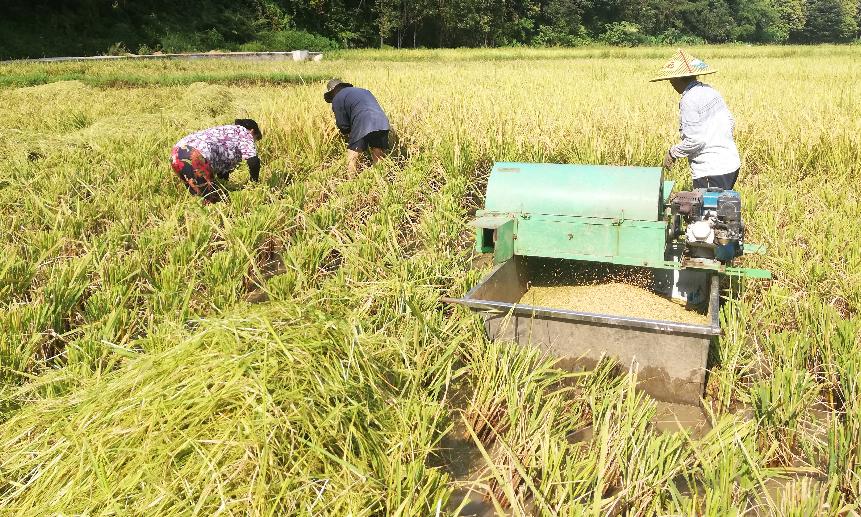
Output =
[{"x1": 324, "y1": 79, "x2": 390, "y2": 174}]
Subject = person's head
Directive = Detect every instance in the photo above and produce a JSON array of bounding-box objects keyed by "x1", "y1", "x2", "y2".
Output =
[
  {"x1": 324, "y1": 78, "x2": 353, "y2": 103},
  {"x1": 669, "y1": 76, "x2": 696, "y2": 94},
  {"x1": 235, "y1": 118, "x2": 262, "y2": 141},
  {"x1": 650, "y1": 49, "x2": 716, "y2": 92}
]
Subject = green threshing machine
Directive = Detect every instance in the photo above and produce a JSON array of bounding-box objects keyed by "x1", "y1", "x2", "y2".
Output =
[{"x1": 446, "y1": 163, "x2": 769, "y2": 404}]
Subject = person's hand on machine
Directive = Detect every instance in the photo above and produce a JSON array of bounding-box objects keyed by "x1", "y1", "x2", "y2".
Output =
[{"x1": 663, "y1": 148, "x2": 676, "y2": 170}]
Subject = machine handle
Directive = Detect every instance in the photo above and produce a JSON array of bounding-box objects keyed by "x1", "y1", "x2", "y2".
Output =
[{"x1": 743, "y1": 243, "x2": 767, "y2": 255}]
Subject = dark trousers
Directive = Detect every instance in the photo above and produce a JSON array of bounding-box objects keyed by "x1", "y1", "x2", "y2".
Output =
[
  {"x1": 693, "y1": 169, "x2": 739, "y2": 190},
  {"x1": 347, "y1": 130, "x2": 390, "y2": 152}
]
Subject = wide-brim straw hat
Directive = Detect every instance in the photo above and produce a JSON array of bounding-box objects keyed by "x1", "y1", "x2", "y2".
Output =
[
  {"x1": 650, "y1": 49, "x2": 717, "y2": 82},
  {"x1": 324, "y1": 78, "x2": 353, "y2": 102}
]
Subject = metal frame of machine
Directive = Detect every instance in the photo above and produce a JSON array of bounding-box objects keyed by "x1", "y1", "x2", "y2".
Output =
[
  {"x1": 470, "y1": 162, "x2": 770, "y2": 279},
  {"x1": 446, "y1": 162, "x2": 771, "y2": 404}
]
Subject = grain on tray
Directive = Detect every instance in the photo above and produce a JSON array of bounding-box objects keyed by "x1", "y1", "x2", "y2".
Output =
[{"x1": 518, "y1": 282, "x2": 708, "y2": 325}]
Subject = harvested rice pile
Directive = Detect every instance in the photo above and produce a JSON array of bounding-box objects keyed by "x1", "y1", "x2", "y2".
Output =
[
  {"x1": 182, "y1": 82, "x2": 234, "y2": 117},
  {"x1": 519, "y1": 282, "x2": 709, "y2": 324}
]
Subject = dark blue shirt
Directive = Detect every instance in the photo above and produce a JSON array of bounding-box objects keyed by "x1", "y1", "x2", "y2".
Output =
[{"x1": 331, "y1": 87, "x2": 390, "y2": 147}]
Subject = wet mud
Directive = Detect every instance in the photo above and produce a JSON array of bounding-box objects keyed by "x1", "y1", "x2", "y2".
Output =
[
  {"x1": 434, "y1": 397, "x2": 712, "y2": 515},
  {"x1": 243, "y1": 243, "x2": 286, "y2": 304}
]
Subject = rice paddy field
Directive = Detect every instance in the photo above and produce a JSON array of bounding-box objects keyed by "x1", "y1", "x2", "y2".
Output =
[{"x1": 0, "y1": 46, "x2": 859, "y2": 515}]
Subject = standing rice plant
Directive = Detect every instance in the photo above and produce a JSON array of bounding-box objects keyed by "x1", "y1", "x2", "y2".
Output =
[
  {"x1": 463, "y1": 343, "x2": 564, "y2": 447},
  {"x1": 766, "y1": 476, "x2": 849, "y2": 517},
  {"x1": 749, "y1": 368, "x2": 820, "y2": 466}
]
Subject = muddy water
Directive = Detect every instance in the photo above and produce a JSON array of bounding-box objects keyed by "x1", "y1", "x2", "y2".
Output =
[
  {"x1": 435, "y1": 394, "x2": 833, "y2": 514},
  {"x1": 557, "y1": 401, "x2": 712, "y2": 445},
  {"x1": 449, "y1": 487, "x2": 502, "y2": 517},
  {"x1": 244, "y1": 249, "x2": 286, "y2": 303},
  {"x1": 433, "y1": 422, "x2": 503, "y2": 516},
  {"x1": 434, "y1": 400, "x2": 711, "y2": 515},
  {"x1": 653, "y1": 401, "x2": 712, "y2": 439}
]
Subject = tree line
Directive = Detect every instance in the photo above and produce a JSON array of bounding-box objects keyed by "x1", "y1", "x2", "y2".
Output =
[{"x1": 2, "y1": 0, "x2": 859, "y2": 59}]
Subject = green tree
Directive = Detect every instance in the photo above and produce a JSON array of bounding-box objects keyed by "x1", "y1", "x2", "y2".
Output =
[
  {"x1": 545, "y1": 0, "x2": 587, "y2": 34},
  {"x1": 375, "y1": 0, "x2": 400, "y2": 47},
  {"x1": 774, "y1": 0, "x2": 808, "y2": 40},
  {"x1": 857, "y1": 0, "x2": 861, "y2": 30},
  {"x1": 617, "y1": 0, "x2": 676, "y2": 35},
  {"x1": 498, "y1": 0, "x2": 541, "y2": 45},
  {"x1": 801, "y1": 0, "x2": 858, "y2": 42},
  {"x1": 729, "y1": 0, "x2": 784, "y2": 42},
  {"x1": 681, "y1": 0, "x2": 737, "y2": 42},
  {"x1": 402, "y1": 0, "x2": 434, "y2": 47}
]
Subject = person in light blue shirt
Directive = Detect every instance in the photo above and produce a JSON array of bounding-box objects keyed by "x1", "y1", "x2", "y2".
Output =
[{"x1": 651, "y1": 50, "x2": 741, "y2": 190}]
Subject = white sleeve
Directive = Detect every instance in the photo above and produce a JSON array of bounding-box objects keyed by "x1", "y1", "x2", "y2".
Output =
[{"x1": 670, "y1": 98, "x2": 706, "y2": 159}]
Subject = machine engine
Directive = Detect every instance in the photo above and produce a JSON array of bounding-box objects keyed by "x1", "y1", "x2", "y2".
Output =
[{"x1": 671, "y1": 188, "x2": 745, "y2": 264}]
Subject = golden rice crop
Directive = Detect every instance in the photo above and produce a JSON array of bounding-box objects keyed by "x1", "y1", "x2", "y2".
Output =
[
  {"x1": 519, "y1": 283, "x2": 709, "y2": 324},
  {"x1": 0, "y1": 46, "x2": 858, "y2": 515}
]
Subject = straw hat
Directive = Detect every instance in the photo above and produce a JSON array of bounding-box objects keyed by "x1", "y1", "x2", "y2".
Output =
[
  {"x1": 650, "y1": 49, "x2": 717, "y2": 82},
  {"x1": 324, "y1": 78, "x2": 353, "y2": 102}
]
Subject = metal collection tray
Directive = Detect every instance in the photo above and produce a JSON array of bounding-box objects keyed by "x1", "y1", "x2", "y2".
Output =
[{"x1": 444, "y1": 257, "x2": 720, "y2": 405}]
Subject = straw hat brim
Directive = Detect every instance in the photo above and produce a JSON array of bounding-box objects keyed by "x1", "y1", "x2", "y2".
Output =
[
  {"x1": 649, "y1": 69, "x2": 717, "y2": 82},
  {"x1": 324, "y1": 82, "x2": 353, "y2": 102}
]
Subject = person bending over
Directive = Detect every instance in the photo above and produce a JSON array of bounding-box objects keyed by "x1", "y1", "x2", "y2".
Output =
[
  {"x1": 651, "y1": 50, "x2": 741, "y2": 190},
  {"x1": 324, "y1": 79, "x2": 390, "y2": 174},
  {"x1": 170, "y1": 119, "x2": 262, "y2": 204}
]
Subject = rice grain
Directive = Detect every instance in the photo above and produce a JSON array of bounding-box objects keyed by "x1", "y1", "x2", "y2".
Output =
[{"x1": 518, "y1": 282, "x2": 708, "y2": 324}]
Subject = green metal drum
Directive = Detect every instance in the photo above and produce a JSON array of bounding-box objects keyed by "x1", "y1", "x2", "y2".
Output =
[
  {"x1": 474, "y1": 162, "x2": 670, "y2": 267},
  {"x1": 484, "y1": 162, "x2": 665, "y2": 221}
]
